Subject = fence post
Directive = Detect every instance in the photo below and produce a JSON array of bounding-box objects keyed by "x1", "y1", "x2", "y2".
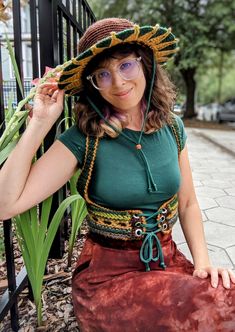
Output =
[
  {"x1": 3, "y1": 222, "x2": 19, "y2": 331},
  {"x1": 38, "y1": 0, "x2": 65, "y2": 258}
]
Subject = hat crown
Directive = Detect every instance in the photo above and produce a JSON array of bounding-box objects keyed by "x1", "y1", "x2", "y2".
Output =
[{"x1": 78, "y1": 18, "x2": 134, "y2": 53}]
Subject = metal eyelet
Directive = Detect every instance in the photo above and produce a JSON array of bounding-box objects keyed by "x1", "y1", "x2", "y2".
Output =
[
  {"x1": 134, "y1": 221, "x2": 142, "y2": 227},
  {"x1": 132, "y1": 214, "x2": 140, "y2": 220},
  {"x1": 162, "y1": 223, "x2": 168, "y2": 231},
  {"x1": 161, "y1": 208, "x2": 167, "y2": 214},
  {"x1": 160, "y1": 215, "x2": 165, "y2": 222},
  {"x1": 135, "y1": 228, "x2": 143, "y2": 237}
]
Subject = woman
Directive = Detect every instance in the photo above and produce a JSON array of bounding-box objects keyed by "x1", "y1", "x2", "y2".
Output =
[{"x1": 0, "y1": 18, "x2": 235, "y2": 331}]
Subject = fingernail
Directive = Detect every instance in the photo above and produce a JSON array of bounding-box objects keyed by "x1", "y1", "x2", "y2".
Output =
[
  {"x1": 226, "y1": 284, "x2": 230, "y2": 289},
  {"x1": 212, "y1": 283, "x2": 217, "y2": 288}
]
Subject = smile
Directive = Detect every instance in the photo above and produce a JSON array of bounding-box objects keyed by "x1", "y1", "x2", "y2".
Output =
[{"x1": 114, "y1": 88, "x2": 133, "y2": 97}]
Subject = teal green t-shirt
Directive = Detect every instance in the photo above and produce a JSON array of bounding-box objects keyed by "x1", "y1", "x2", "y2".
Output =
[{"x1": 57, "y1": 116, "x2": 186, "y2": 214}]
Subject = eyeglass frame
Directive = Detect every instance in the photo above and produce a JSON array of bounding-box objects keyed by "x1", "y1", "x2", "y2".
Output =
[{"x1": 86, "y1": 56, "x2": 142, "y2": 90}]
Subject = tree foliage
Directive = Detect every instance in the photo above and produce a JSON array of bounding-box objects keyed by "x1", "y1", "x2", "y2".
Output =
[{"x1": 89, "y1": 0, "x2": 235, "y2": 116}]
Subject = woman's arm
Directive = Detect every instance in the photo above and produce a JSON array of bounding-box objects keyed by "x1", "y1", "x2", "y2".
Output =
[
  {"x1": 0, "y1": 83, "x2": 78, "y2": 219},
  {"x1": 178, "y1": 145, "x2": 235, "y2": 289}
]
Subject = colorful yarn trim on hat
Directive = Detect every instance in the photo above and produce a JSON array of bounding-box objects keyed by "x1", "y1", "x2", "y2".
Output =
[{"x1": 58, "y1": 18, "x2": 179, "y2": 96}]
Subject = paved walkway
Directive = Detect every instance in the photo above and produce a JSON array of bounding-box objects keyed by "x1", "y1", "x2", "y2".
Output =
[{"x1": 173, "y1": 127, "x2": 235, "y2": 270}]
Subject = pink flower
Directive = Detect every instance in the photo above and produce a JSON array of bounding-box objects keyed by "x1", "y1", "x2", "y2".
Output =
[{"x1": 31, "y1": 66, "x2": 61, "y2": 86}]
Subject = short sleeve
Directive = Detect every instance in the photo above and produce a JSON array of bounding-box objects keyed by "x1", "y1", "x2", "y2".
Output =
[
  {"x1": 175, "y1": 115, "x2": 187, "y2": 151},
  {"x1": 57, "y1": 125, "x2": 86, "y2": 165}
]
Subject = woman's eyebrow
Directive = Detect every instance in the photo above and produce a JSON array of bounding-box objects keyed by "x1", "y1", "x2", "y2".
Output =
[{"x1": 96, "y1": 56, "x2": 135, "y2": 71}]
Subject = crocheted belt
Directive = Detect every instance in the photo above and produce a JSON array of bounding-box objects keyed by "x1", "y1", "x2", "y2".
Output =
[{"x1": 87, "y1": 194, "x2": 178, "y2": 271}]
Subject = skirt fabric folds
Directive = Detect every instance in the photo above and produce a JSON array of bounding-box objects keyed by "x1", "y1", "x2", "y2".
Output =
[{"x1": 72, "y1": 233, "x2": 235, "y2": 332}]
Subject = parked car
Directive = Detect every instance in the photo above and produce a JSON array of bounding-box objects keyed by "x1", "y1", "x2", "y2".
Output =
[
  {"x1": 217, "y1": 98, "x2": 235, "y2": 123},
  {"x1": 173, "y1": 103, "x2": 184, "y2": 118},
  {"x1": 197, "y1": 103, "x2": 223, "y2": 121}
]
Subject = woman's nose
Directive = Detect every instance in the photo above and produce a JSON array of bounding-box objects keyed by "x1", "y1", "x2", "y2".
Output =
[{"x1": 111, "y1": 71, "x2": 126, "y2": 87}]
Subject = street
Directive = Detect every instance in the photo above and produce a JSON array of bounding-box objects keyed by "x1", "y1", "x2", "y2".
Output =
[{"x1": 173, "y1": 127, "x2": 235, "y2": 270}]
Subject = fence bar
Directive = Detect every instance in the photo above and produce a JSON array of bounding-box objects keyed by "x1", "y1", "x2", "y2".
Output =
[
  {"x1": 12, "y1": 0, "x2": 24, "y2": 101},
  {"x1": 29, "y1": 0, "x2": 39, "y2": 79},
  {"x1": 0, "y1": 267, "x2": 27, "y2": 324},
  {"x1": 38, "y1": 0, "x2": 65, "y2": 258},
  {"x1": 0, "y1": 40, "x2": 5, "y2": 134},
  {"x1": 3, "y1": 221, "x2": 19, "y2": 331}
]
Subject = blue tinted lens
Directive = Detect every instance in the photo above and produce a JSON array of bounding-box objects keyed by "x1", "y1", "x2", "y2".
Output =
[
  {"x1": 94, "y1": 70, "x2": 111, "y2": 88},
  {"x1": 119, "y1": 59, "x2": 139, "y2": 79}
]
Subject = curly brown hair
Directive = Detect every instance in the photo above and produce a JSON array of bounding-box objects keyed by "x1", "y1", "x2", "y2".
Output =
[{"x1": 74, "y1": 43, "x2": 176, "y2": 137}]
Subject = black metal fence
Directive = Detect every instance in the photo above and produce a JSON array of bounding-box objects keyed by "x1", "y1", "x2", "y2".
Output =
[
  {"x1": 0, "y1": 0, "x2": 95, "y2": 330},
  {"x1": 3, "y1": 81, "x2": 33, "y2": 108}
]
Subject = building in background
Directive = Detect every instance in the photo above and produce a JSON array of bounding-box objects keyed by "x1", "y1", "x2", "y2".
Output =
[{"x1": 0, "y1": 0, "x2": 33, "y2": 107}]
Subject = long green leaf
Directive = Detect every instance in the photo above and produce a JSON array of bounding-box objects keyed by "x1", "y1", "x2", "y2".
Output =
[
  {"x1": 16, "y1": 210, "x2": 37, "y2": 263},
  {"x1": 68, "y1": 199, "x2": 87, "y2": 256},
  {"x1": 37, "y1": 196, "x2": 53, "y2": 248},
  {"x1": 14, "y1": 215, "x2": 36, "y2": 287},
  {"x1": 0, "y1": 111, "x2": 28, "y2": 150},
  {"x1": 37, "y1": 195, "x2": 80, "y2": 283},
  {"x1": 6, "y1": 91, "x2": 15, "y2": 120},
  {"x1": 29, "y1": 205, "x2": 39, "y2": 245},
  {"x1": 55, "y1": 116, "x2": 74, "y2": 139},
  {"x1": 5, "y1": 34, "x2": 24, "y2": 98},
  {"x1": 0, "y1": 137, "x2": 20, "y2": 165}
]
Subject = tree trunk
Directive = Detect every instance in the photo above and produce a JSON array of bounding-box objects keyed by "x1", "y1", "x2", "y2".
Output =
[{"x1": 180, "y1": 67, "x2": 197, "y2": 118}]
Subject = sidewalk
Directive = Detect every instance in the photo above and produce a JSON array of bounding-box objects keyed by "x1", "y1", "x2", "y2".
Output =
[{"x1": 173, "y1": 127, "x2": 235, "y2": 270}]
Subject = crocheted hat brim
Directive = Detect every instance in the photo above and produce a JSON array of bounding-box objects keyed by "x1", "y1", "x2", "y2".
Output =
[{"x1": 58, "y1": 24, "x2": 179, "y2": 96}]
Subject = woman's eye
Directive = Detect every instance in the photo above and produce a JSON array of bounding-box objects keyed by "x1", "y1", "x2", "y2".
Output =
[
  {"x1": 120, "y1": 61, "x2": 133, "y2": 71},
  {"x1": 96, "y1": 71, "x2": 110, "y2": 79}
]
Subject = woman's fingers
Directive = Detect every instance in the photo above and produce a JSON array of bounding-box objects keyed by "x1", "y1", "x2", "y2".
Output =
[
  {"x1": 194, "y1": 266, "x2": 235, "y2": 289},
  {"x1": 209, "y1": 267, "x2": 219, "y2": 288},
  {"x1": 218, "y1": 268, "x2": 231, "y2": 289},
  {"x1": 36, "y1": 83, "x2": 58, "y2": 97},
  {"x1": 228, "y1": 269, "x2": 235, "y2": 284},
  {"x1": 193, "y1": 269, "x2": 208, "y2": 279}
]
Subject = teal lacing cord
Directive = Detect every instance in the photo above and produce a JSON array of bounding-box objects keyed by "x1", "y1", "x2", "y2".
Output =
[
  {"x1": 139, "y1": 209, "x2": 166, "y2": 271},
  {"x1": 86, "y1": 52, "x2": 158, "y2": 193}
]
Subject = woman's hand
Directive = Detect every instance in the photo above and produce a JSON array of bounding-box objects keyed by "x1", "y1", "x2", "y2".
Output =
[
  {"x1": 30, "y1": 82, "x2": 64, "y2": 123},
  {"x1": 193, "y1": 266, "x2": 235, "y2": 289}
]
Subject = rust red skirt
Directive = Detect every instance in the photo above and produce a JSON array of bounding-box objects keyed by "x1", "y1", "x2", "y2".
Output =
[{"x1": 72, "y1": 233, "x2": 235, "y2": 332}]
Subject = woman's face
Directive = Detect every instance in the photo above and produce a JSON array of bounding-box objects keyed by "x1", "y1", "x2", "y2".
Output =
[{"x1": 92, "y1": 53, "x2": 146, "y2": 114}]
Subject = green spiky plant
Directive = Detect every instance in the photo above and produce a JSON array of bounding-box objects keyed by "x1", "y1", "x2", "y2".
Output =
[
  {"x1": 1, "y1": 34, "x2": 87, "y2": 326},
  {"x1": 13, "y1": 194, "x2": 81, "y2": 326}
]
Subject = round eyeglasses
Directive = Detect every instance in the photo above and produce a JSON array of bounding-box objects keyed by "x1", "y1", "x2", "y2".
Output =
[{"x1": 86, "y1": 57, "x2": 142, "y2": 90}]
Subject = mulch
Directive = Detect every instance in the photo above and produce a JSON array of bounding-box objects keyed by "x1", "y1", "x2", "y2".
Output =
[{"x1": 0, "y1": 223, "x2": 88, "y2": 332}]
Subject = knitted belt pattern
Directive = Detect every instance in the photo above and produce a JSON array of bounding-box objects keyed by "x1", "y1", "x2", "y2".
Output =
[{"x1": 87, "y1": 194, "x2": 178, "y2": 241}]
